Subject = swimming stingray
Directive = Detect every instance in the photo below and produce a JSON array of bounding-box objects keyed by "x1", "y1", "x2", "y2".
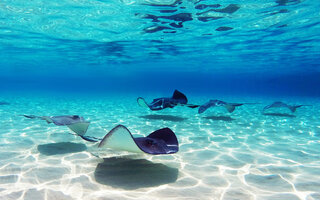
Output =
[
  {"x1": 56, "y1": 123, "x2": 178, "y2": 155},
  {"x1": 263, "y1": 101, "x2": 311, "y2": 113},
  {"x1": 22, "y1": 114, "x2": 178, "y2": 155},
  {"x1": 198, "y1": 100, "x2": 246, "y2": 114},
  {"x1": 0, "y1": 102, "x2": 10, "y2": 105},
  {"x1": 97, "y1": 125, "x2": 179, "y2": 155},
  {"x1": 21, "y1": 115, "x2": 90, "y2": 138},
  {"x1": 137, "y1": 90, "x2": 199, "y2": 111}
]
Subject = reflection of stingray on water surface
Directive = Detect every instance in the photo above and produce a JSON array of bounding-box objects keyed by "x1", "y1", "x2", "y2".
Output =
[
  {"x1": 139, "y1": 114, "x2": 187, "y2": 122},
  {"x1": 94, "y1": 157, "x2": 179, "y2": 189},
  {"x1": 37, "y1": 142, "x2": 87, "y2": 155}
]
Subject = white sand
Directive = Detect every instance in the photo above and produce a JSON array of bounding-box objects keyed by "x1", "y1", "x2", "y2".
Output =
[{"x1": 0, "y1": 94, "x2": 319, "y2": 200}]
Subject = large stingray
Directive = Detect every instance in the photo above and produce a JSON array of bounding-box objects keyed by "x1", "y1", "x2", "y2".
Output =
[
  {"x1": 198, "y1": 100, "x2": 245, "y2": 114},
  {"x1": 22, "y1": 115, "x2": 90, "y2": 137},
  {"x1": 137, "y1": 90, "x2": 199, "y2": 111},
  {"x1": 98, "y1": 125, "x2": 179, "y2": 155},
  {"x1": 263, "y1": 101, "x2": 311, "y2": 113}
]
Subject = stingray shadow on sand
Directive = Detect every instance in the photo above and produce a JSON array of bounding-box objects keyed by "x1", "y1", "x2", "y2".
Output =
[
  {"x1": 37, "y1": 142, "x2": 87, "y2": 156},
  {"x1": 203, "y1": 116, "x2": 235, "y2": 122},
  {"x1": 263, "y1": 113, "x2": 296, "y2": 118},
  {"x1": 139, "y1": 114, "x2": 187, "y2": 122},
  {"x1": 94, "y1": 157, "x2": 179, "y2": 190}
]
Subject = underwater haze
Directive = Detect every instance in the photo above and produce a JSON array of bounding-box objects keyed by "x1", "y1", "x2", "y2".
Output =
[{"x1": 1, "y1": 0, "x2": 320, "y2": 200}]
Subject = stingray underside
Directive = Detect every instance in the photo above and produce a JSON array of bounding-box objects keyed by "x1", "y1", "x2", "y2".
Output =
[
  {"x1": 263, "y1": 102, "x2": 301, "y2": 113},
  {"x1": 137, "y1": 97, "x2": 150, "y2": 108},
  {"x1": 67, "y1": 122, "x2": 90, "y2": 136},
  {"x1": 225, "y1": 103, "x2": 243, "y2": 113},
  {"x1": 22, "y1": 115, "x2": 90, "y2": 136}
]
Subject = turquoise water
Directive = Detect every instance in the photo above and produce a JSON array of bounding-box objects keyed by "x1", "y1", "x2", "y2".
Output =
[
  {"x1": 1, "y1": 94, "x2": 320, "y2": 199},
  {"x1": 1, "y1": 0, "x2": 320, "y2": 199}
]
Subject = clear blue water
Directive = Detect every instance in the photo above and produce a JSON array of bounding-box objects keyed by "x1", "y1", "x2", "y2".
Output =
[
  {"x1": 1, "y1": 0, "x2": 320, "y2": 199},
  {"x1": 1, "y1": 0, "x2": 320, "y2": 96}
]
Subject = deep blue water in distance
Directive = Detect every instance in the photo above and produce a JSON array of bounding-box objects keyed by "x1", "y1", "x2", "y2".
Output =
[
  {"x1": 0, "y1": 0, "x2": 319, "y2": 97},
  {"x1": 1, "y1": 70, "x2": 320, "y2": 97}
]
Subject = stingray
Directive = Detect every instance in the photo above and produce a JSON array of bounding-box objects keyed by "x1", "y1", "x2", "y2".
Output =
[
  {"x1": 263, "y1": 101, "x2": 311, "y2": 113},
  {"x1": 137, "y1": 90, "x2": 199, "y2": 111},
  {"x1": 21, "y1": 115, "x2": 90, "y2": 137},
  {"x1": 81, "y1": 125, "x2": 179, "y2": 155},
  {"x1": 98, "y1": 125, "x2": 179, "y2": 155},
  {"x1": 198, "y1": 100, "x2": 251, "y2": 114},
  {"x1": 22, "y1": 114, "x2": 179, "y2": 155},
  {"x1": 0, "y1": 102, "x2": 10, "y2": 105}
]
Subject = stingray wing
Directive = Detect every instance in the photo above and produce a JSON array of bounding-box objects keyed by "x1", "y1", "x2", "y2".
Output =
[
  {"x1": 146, "y1": 128, "x2": 179, "y2": 154},
  {"x1": 225, "y1": 103, "x2": 243, "y2": 113},
  {"x1": 98, "y1": 125, "x2": 144, "y2": 153},
  {"x1": 137, "y1": 97, "x2": 150, "y2": 108},
  {"x1": 198, "y1": 101, "x2": 213, "y2": 114},
  {"x1": 172, "y1": 90, "x2": 188, "y2": 104},
  {"x1": 50, "y1": 115, "x2": 84, "y2": 125},
  {"x1": 66, "y1": 122, "x2": 90, "y2": 136}
]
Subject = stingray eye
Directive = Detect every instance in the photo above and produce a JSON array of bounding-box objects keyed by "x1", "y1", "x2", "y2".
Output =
[{"x1": 72, "y1": 115, "x2": 79, "y2": 119}]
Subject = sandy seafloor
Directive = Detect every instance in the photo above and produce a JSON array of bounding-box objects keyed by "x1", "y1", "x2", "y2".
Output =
[{"x1": 0, "y1": 93, "x2": 320, "y2": 200}]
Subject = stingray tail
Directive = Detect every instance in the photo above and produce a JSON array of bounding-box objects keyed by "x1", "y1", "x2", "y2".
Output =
[
  {"x1": 21, "y1": 115, "x2": 53, "y2": 124},
  {"x1": 172, "y1": 90, "x2": 188, "y2": 104},
  {"x1": 21, "y1": 114, "x2": 39, "y2": 119},
  {"x1": 178, "y1": 104, "x2": 199, "y2": 108},
  {"x1": 79, "y1": 135, "x2": 101, "y2": 142},
  {"x1": 242, "y1": 102, "x2": 261, "y2": 105},
  {"x1": 186, "y1": 104, "x2": 199, "y2": 108}
]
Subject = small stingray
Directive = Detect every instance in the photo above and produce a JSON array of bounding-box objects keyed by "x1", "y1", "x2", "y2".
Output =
[
  {"x1": 21, "y1": 115, "x2": 90, "y2": 137},
  {"x1": 0, "y1": 102, "x2": 10, "y2": 105},
  {"x1": 98, "y1": 125, "x2": 179, "y2": 155},
  {"x1": 263, "y1": 101, "x2": 311, "y2": 113},
  {"x1": 137, "y1": 89, "x2": 199, "y2": 111},
  {"x1": 199, "y1": 100, "x2": 251, "y2": 114}
]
